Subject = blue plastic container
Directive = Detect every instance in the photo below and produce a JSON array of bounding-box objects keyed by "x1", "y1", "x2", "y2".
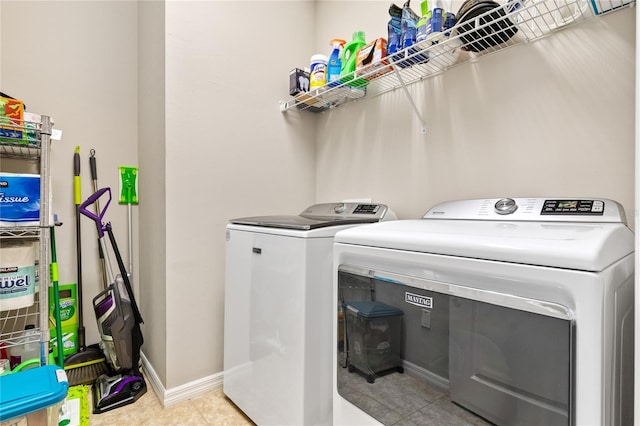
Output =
[{"x1": 0, "y1": 365, "x2": 69, "y2": 422}]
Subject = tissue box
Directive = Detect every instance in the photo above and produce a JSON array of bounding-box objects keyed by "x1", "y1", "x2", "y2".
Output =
[{"x1": 0, "y1": 173, "x2": 40, "y2": 226}]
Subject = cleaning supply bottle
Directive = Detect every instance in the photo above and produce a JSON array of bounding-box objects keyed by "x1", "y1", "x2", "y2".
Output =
[
  {"x1": 309, "y1": 54, "x2": 328, "y2": 90},
  {"x1": 387, "y1": 3, "x2": 403, "y2": 56},
  {"x1": 339, "y1": 31, "x2": 366, "y2": 83},
  {"x1": 417, "y1": 0, "x2": 429, "y2": 42},
  {"x1": 400, "y1": 0, "x2": 428, "y2": 67},
  {"x1": 327, "y1": 38, "x2": 346, "y2": 87}
]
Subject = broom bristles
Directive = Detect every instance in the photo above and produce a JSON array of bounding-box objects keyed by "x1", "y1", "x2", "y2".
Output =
[
  {"x1": 66, "y1": 359, "x2": 109, "y2": 386},
  {"x1": 64, "y1": 346, "x2": 109, "y2": 386}
]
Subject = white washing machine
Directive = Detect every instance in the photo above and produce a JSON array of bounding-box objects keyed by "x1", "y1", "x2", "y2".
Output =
[
  {"x1": 333, "y1": 198, "x2": 634, "y2": 426},
  {"x1": 223, "y1": 202, "x2": 396, "y2": 425}
]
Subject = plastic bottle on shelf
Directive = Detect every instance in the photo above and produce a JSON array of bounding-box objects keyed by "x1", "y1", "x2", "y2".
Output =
[
  {"x1": 309, "y1": 54, "x2": 328, "y2": 90},
  {"x1": 424, "y1": 0, "x2": 451, "y2": 35},
  {"x1": 339, "y1": 31, "x2": 366, "y2": 82},
  {"x1": 387, "y1": 4, "x2": 403, "y2": 55},
  {"x1": 400, "y1": 0, "x2": 420, "y2": 49},
  {"x1": 327, "y1": 39, "x2": 346, "y2": 87},
  {"x1": 9, "y1": 324, "x2": 40, "y2": 370},
  {"x1": 399, "y1": 0, "x2": 430, "y2": 67}
]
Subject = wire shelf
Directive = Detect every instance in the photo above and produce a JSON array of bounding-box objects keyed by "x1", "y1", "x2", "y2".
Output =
[
  {"x1": 0, "y1": 227, "x2": 41, "y2": 239},
  {"x1": 0, "y1": 117, "x2": 42, "y2": 160},
  {"x1": 280, "y1": 0, "x2": 630, "y2": 113},
  {"x1": 0, "y1": 117, "x2": 47, "y2": 237},
  {"x1": 0, "y1": 293, "x2": 42, "y2": 350},
  {"x1": 0, "y1": 115, "x2": 52, "y2": 368}
]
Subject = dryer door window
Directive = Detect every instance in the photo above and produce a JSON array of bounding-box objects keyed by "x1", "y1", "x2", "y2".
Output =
[{"x1": 336, "y1": 267, "x2": 575, "y2": 426}]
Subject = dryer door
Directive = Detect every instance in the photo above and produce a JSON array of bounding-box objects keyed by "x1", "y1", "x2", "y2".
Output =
[
  {"x1": 336, "y1": 266, "x2": 575, "y2": 426},
  {"x1": 449, "y1": 296, "x2": 574, "y2": 426}
]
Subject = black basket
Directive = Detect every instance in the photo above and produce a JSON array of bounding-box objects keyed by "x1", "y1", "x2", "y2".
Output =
[{"x1": 456, "y1": 0, "x2": 519, "y2": 52}]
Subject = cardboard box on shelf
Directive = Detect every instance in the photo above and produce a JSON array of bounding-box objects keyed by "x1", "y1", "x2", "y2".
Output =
[
  {"x1": 0, "y1": 97, "x2": 24, "y2": 143},
  {"x1": 289, "y1": 68, "x2": 310, "y2": 96},
  {"x1": 356, "y1": 38, "x2": 392, "y2": 80},
  {"x1": 49, "y1": 284, "x2": 79, "y2": 359}
]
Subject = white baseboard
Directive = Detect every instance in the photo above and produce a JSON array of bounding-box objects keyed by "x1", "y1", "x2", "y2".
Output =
[
  {"x1": 140, "y1": 351, "x2": 223, "y2": 407},
  {"x1": 402, "y1": 359, "x2": 449, "y2": 390}
]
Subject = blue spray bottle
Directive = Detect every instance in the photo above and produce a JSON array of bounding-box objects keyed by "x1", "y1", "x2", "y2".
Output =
[{"x1": 327, "y1": 38, "x2": 346, "y2": 87}]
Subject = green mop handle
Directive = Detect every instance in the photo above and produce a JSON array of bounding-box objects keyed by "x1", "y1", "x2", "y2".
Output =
[{"x1": 50, "y1": 225, "x2": 65, "y2": 368}]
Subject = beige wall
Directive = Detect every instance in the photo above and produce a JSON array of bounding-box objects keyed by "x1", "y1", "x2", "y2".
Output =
[
  {"x1": 1, "y1": 0, "x2": 635, "y2": 395},
  {"x1": 315, "y1": 3, "x2": 635, "y2": 228},
  {"x1": 138, "y1": 0, "x2": 167, "y2": 388},
  {"x1": 0, "y1": 0, "x2": 318, "y2": 392},
  {"x1": 162, "y1": 1, "x2": 317, "y2": 388},
  {"x1": 1, "y1": 1, "x2": 139, "y2": 347}
]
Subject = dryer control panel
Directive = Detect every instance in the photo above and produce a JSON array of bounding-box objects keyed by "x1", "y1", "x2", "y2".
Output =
[
  {"x1": 541, "y1": 199, "x2": 604, "y2": 215},
  {"x1": 424, "y1": 198, "x2": 626, "y2": 224}
]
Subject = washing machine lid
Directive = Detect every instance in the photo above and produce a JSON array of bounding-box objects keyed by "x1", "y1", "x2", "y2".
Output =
[
  {"x1": 335, "y1": 198, "x2": 634, "y2": 272},
  {"x1": 230, "y1": 202, "x2": 392, "y2": 230}
]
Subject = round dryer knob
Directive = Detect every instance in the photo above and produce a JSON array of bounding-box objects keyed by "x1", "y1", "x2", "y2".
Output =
[
  {"x1": 334, "y1": 203, "x2": 346, "y2": 214},
  {"x1": 494, "y1": 198, "x2": 518, "y2": 215}
]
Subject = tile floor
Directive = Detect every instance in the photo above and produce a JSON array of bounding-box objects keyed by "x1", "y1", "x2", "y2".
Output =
[
  {"x1": 89, "y1": 381, "x2": 255, "y2": 426},
  {"x1": 87, "y1": 366, "x2": 488, "y2": 426},
  {"x1": 337, "y1": 352, "x2": 492, "y2": 426}
]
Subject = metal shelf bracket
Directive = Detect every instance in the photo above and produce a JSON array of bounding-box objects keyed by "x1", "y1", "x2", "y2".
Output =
[{"x1": 391, "y1": 64, "x2": 427, "y2": 135}]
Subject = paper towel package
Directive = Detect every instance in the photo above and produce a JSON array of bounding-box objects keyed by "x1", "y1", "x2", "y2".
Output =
[
  {"x1": 0, "y1": 173, "x2": 40, "y2": 226},
  {"x1": 0, "y1": 242, "x2": 36, "y2": 311}
]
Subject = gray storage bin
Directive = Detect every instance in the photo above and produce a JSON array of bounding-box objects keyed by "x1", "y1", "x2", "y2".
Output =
[{"x1": 344, "y1": 301, "x2": 404, "y2": 383}]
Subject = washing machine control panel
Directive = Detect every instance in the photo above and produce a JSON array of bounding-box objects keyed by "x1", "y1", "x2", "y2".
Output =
[
  {"x1": 541, "y1": 199, "x2": 604, "y2": 215},
  {"x1": 302, "y1": 203, "x2": 391, "y2": 220},
  {"x1": 352, "y1": 204, "x2": 381, "y2": 214},
  {"x1": 332, "y1": 203, "x2": 380, "y2": 215},
  {"x1": 424, "y1": 198, "x2": 626, "y2": 224},
  {"x1": 494, "y1": 198, "x2": 518, "y2": 215}
]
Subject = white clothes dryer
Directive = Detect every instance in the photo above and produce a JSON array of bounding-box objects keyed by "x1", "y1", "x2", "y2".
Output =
[
  {"x1": 223, "y1": 202, "x2": 396, "y2": 425},
  {"x1": 333, "y1": 198, "x2": 634, "y2": 426}
]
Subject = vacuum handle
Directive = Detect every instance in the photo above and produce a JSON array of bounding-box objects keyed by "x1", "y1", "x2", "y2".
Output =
[{"x1": 80, "y1": 187, "x2": 112, "y2": 237}]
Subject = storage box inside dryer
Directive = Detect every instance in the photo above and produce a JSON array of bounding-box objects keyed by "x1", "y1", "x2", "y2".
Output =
[{"x1": 344, "y1": 301, "x2": 403, "y2": 383}]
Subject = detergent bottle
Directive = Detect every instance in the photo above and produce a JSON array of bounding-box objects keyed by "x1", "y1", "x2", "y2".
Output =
[
  {"x1": 339, "y1": 31, "x2": 366, "y2": 83},
  {"x1": 327, "y1": 38, "x2": 346, "y2": 87}
]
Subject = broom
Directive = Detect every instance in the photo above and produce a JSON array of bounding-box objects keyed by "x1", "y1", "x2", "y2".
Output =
[
  {"x1": 64, "y1": 146, "x2": 108, "y2": 386},
  {"x1": 50, "y1": 223, "x2": 71, "y2": 426}
]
